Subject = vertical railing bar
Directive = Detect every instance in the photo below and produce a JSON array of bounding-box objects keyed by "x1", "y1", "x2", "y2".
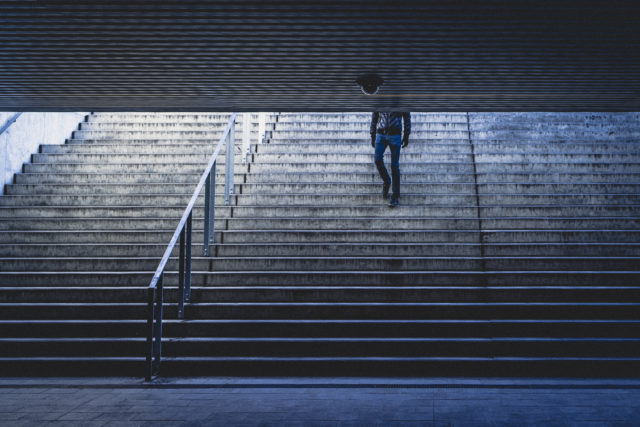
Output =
[
  {"x1": 186, "y1": 212, "x2": 192, "y2": 301},
  {"x1": 230, "y1": 117, "x2": 235, "y2": 194},
  {"x1": 225, "y1": 128, "x2": 232, "y2": 204},
  {"x1": 145, "y1": 287, "x2": 155, "y2": 382},
  {"x1": 153, "y1": 273, "x2": 164, "y2": 375},
  {"x1": 145, "y1": 113, "x2": 235, "y2": 380},
  {"x1": 211, "y1": 161, "x2": 216, "y2": 245},
  {"x1": 203, "y1": 172, "x2": 211, "y2": 257},
  {"x1": 178, "y1": 225, "x2": 186, "y2": 319}
]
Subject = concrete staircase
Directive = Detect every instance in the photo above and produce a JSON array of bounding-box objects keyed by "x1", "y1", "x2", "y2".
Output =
[{"x1": 1, "y1": 112, "x2": 639, "y2": 376}]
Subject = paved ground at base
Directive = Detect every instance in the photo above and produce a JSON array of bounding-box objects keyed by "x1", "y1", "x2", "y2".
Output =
[{"x1": 0, "y1": 378, "x2": 639, "y2": 426}]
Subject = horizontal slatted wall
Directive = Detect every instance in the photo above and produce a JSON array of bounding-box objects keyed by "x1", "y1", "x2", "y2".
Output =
[{"x1": 0, "y1": 0, "x2": 639, "y2": 111}]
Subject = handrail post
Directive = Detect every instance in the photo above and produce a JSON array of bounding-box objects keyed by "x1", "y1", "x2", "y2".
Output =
[
  {"x1": 203, "y1": 165, "x2": 215, "y2": 257},
  {"x1": 145, "y1": 287, "x2": 155, "y2": 382},
  {"x1": 178, "y1": 225, "x2": 186, "y2": 319},
  {"x1": 186, "y1": 211, "x2": 192, "y2": 301},
  {"x1": 225, "y1": 117, "x2": 235, "y2": 204},
  {"x1": 145, "y1": 113, "x2": 236, "y2": 379},
  {"x1": 258, "y1": 112, "x2": 265, "y2": 144},
  {"x1": 242, "y1": 112, "x2": 251, "y2": 163},
  {"x1": 153, "y1": 273, "x2": 164, "y2": 375}
]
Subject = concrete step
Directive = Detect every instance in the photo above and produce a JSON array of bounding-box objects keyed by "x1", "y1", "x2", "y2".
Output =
[
  {"x1": 277, "y1": 113, "x2": 467, "y2": 123},
  {"x1": 14, "y1": 172, "x2": 242, "y2": 185},
  {"x1": 3, "y1": 286, "x2": 638, "y2": 303},
  {"x1": 247, "y1": 162, "x2": 640, "y2": 174},
  {"x1": 250, "y1": 153, "x2": 476, "y2": 163},
  {"x1": 40, "y1": 143, "x2": 242, "y2": 155},
  {"x1": 78, "y1": 122, "x2": 251, "y2": 131},
  {"x1": 66, "y1": 138, "x2": 250, "y2": 145},
  {"x1": 254, "y1": 142, "x2": 472, "y2": 154},
  {"x1": 2, "y1": 256, "x2": 639, "y2": 272},
  {"x1": 270, "y1": 130, "x2": 470, "y2": 139},
  {"x1": 241, "y1": 172, "x2": 640, "y2": 184},
  {"x1": 1, "y1": 357, "x2": 637, "y2": 377},
  {"x1": 0, "y1": 230, "x2": 220, "y2": 244},
  {"x1": 0, "y1": 206, "x2": 232, "y2": 218},
  {"x1": 0, "y1": 217, "x2": 227, "y2": 231},
  {"x1": 0, "y1": 193, "x2": 236, "y2": 207},
  {"x1": 474, "y1": 153, "x2": 640, "y2": 163},
  {"x1": 267, "y1": 138, "x2": 469, "y2": 145},
  {"x1": 214, "y1": 229, "x2": 640, "y2": 244},
  {"x1": 226, "y1": 205, "x2": 640, "y2": 218},
  {"x1": 468, "y1": 112, "x2": 640, "y2": 123},
  {"x1": 255, "y1": 141, "x2": 640, "y2": 154},
  {"x1": 4, "y1": 182, "x2": 474, "y2": 195},
  {"x1": 0, "y1": 300, "x2": 638, "y2": 319},
  {"x1": 0, "y1": 243, "x2": 181, "y2": 257},
  {"x1": 32, "y1": 153, "x2": 243, "y2": 164},
  {"x1": 24, "y1": 163, "x2": 249, "y2": 174},
  {"x1": 71, "y1": 130, "x2": 236, "y2": 139},
  {"x1": 1, "y1": 271, "x2": 638, "y2": 286},
  {"x1": 2, "y1": 242, "x2": 639, "y2": 258},
  {"x1": 87, "y1": 113, "x2": 237, "y2": 123},
  {"x1": 2, "y1": 319, "x2": 637, "y2": 339},
  {"x1": 275, "y1": 122, "x2": 468, "y2": 131},
  {"x1": 214, "y1": 243, "x2": 640, "y2": 257},
  {"x1": 1, "y1": 337, "x2": 638, "y2": 358}
]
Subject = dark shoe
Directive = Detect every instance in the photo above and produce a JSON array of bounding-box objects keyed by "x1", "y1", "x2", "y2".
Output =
[
  {"x1": 382, "y1": 181, "x2": 391, "y2": 198},
  {"x1": 388, "y1": 198, "x2": 398, "y2": 208}
]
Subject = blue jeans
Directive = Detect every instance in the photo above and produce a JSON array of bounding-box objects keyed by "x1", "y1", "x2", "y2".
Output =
[{"x1": 374, "y1": 134, "x2": 402, "y2": 200}]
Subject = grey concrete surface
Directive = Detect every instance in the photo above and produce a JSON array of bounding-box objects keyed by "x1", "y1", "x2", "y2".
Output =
[
  {"x1": 0, "y1": 377, "x2": 639, "y2": 426},
  {"x1": 0, "y1": 112, "x2": 88, "y2": 193}
]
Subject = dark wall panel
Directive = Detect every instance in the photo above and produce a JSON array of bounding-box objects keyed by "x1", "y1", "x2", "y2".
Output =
[{"x1": 1, "y1": 1, "x2": 639, "y2": 111}]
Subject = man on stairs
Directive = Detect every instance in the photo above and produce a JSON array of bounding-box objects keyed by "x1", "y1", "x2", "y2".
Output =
[{"x1": 370, "y1": 112, "x2": 411, "y2": 207}]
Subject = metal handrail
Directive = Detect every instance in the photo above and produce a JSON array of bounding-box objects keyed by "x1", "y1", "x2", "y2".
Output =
[
  {"x1": 145, "y1": 113, "x2": 237, "y2": 381},
  {"x1": 0, "y1": 113, "x2": 22, "y2": 136}
]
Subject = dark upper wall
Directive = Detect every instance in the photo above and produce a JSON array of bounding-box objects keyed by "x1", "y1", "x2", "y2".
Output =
[{"x1": 1, "y1": 0, "x2": 638, "y2": 112}]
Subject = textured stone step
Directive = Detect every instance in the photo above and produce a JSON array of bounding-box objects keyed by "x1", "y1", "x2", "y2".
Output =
[
  {"x1": 254, "y1": 142, "x2": 472, "y2": 154},
  {"x1": 71, "y1": 130, "x2": 236, "y2": 139},
  {"x1": 2, "y1": 242, "x2": 638, "y2": 258},
  {"x1": 0, "y1": 193, "x2": 235, "y2": 207},
  {"x1": 0, "y1": 230, "x2": 219, "y2": 244},
  {"x1": 275, "y1": 122, "x2": 468, "y2": 131},
  {"x1": 227, "y1": 205, "x2": 640, "y2": 218},
  {"x1": 271, "y1": 130, "x2": 470, "y2": 139},
  {"x1": 242, "y1": 172, "x2": 640, "y2": 184},
  {"x1": 0, "y1": 301, "x2": 638, "y2": 320},
  {"x1": 214, "y1": 242, "x2": 640, "y2": 257},
  {"x1": 2, "y1": 319, "x2": 637, "y2": 339},
  {"x1": 24, "y1": 163, "x2": 249, "y2": 174},
  {"x1": 2, "y1": 256, "x2": 639, "y2": 272},
  {"x1": 4, "y1": 286, "x2": 638, "y2": 304},
  {"x1": 32, "y1": 153, "x2": 243, "y2": 164},
  {"x1": 277, "y1": 113, "x2": 467, "y2": 123},
  {"x1": 78, "y1": 122, "x2": 249, "y2": 131},
  {"x1": 1, "y1": 337, "x2": 638, "y2": 358},
  {"x1": 14, "y1": 172, "x2": 242, "y2": 185},
  {"x1": 87, "y1": 113, "x2": 237, "y2": 123},
  {"x1": 1, "y1": 271, "x2": 638, "y2": 286},
  {"x1": 0, "y1": 206, "x2": 232, "y2": 218},
  {"x1": 40, "y1": 143, "x2": 241, "y2": 155}
]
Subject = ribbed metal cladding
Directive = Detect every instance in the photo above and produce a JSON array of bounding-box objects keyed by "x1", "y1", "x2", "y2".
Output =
[{"x1": 1, "y1": 0, "x2": 639, "y2": 112}]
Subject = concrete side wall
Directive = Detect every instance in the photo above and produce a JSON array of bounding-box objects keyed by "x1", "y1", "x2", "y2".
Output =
[{"x1": 0, "y1": 112, "x2": 88, "y2": 193}]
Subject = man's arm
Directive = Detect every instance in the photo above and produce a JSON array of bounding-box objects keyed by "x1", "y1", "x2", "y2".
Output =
[
  {"x1": 402, "y1": 112, "x2": 411, "y2": 147},
  {"x1": 370, "y1": 112, "x2": 379, "y2": 147}
]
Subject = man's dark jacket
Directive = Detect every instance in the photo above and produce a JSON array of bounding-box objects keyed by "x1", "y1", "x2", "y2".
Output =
[{"x1": 370, "y1": 112, "x2": 411, "y2": 138}]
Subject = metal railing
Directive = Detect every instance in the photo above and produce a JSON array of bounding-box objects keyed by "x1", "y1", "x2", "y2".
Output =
[
  {"x1": 0, "y1": 113, "x2": 22, "y2": 136},
  {"x1": 145, "y1": 113, "x2": 237, "y2": 381}
]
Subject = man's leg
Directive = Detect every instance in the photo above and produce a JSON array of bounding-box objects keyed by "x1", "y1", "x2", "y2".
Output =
[
  {"x1": 389, "y1": 138, "x2": 401, "y2": 204},
  {"x1": 374, "y1": 134, "x2": 391, "y2": 197}
]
